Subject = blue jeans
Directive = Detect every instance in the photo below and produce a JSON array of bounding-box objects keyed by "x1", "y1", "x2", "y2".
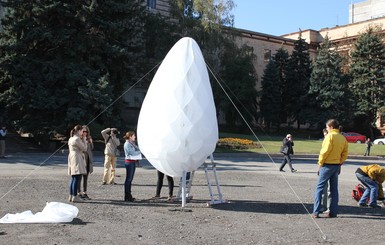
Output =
[
  {"x1": 69, "y1": 175, "x2": 82, "y2": 196},
  {"x1": 313, "y1": 164, "x2": 340, "y2": 215},
  {"x1": 355, "y1": 172, "x2": 378, "y2": 206},
  {"x1": 124, "y1": 163, "x2": 136, "y2": 195}
]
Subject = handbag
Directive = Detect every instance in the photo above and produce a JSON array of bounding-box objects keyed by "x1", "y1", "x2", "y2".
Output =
[{"x1": 280, "y1": 146, "x2": 289, "y2": 154}]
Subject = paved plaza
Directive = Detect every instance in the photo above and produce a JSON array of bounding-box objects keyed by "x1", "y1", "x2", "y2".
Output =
[{"x1": 0, "y1": 151, "x2": 384, "y2": 244}]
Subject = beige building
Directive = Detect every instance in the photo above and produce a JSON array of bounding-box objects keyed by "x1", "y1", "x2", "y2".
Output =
[{"x1": 350, "y1": 0, "x2": 385, "y2": 23}]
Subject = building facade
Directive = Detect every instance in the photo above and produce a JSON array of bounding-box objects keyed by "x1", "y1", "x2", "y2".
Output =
[{"x1": 350, "y1": 0, "x2": 385, "y2": 24}]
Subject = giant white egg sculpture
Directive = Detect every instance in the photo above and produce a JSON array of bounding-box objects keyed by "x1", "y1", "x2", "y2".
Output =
[{"x1": 137, "y1": 37, "x2": 218, "y2": 177}]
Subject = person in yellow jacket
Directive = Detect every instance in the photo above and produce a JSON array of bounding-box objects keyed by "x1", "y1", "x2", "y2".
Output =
[
  {"x1": 355, "y1": 164, "x2": 385, "y2": 208},
  {"x1": 312, "y1": 119, "x2": 348, "y2": 218}
]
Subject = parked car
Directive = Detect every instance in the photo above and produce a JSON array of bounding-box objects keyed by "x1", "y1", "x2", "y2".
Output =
[
  {"x1": 373, "y1": 138, "x2": 385, "y2": 145},
  {"x1": 341, "y1": 132, "x2": 366, "y2": 143}
]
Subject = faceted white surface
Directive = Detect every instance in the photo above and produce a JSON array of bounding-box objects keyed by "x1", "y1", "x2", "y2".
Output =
[{"x1": 137, "y1": 37, "x2": 218, "y2": 177}]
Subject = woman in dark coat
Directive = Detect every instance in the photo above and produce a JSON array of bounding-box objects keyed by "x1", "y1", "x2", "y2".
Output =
[{"x1": 279, "y1": 134, "x2": 297, "y2": 173}]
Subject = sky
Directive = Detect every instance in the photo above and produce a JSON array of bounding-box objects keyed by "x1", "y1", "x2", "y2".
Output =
[{"x1": 232, "y1": 0, "x2": 363, "y2": 36}]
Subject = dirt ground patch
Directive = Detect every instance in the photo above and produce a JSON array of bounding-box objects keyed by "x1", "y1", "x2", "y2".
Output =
[{"x1": 0, "y1": 153, "x2": 385, "y2": 244}]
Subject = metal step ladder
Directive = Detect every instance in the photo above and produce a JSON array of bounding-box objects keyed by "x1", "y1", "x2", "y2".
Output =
[
  {"x1": 177, "y1": 154, "x2": 226, "y2": 207},
  {"x1": 204, "y1": 154, "x2": 226, "y2": 206}
]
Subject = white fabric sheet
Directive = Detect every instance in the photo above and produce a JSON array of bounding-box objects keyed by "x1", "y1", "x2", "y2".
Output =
[{"x1": 0, "y1": 202, "x2": 79, "y2": 223}]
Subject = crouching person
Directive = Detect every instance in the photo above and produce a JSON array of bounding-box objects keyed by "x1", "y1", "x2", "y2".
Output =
[{"x1": 355, "y1": 164, "x2": 385, "y2": 208}]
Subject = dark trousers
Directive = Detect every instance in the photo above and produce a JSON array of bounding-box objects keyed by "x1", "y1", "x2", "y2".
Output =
[
  {"x1": 280, "y1": 154, "x2": 293, "y2": 171},
  {"x1": 77, "y1": 174, "x2": 89, "y2": 194},
  {"x1": 156, "y1": 170, "x2": 174, "y2": 197},
  {"x1": 70, "y1": 175, "x2": 82, "y2": 196},
  {"x1": 124, "y1": 163, "x2": 136, "y2": 196}
]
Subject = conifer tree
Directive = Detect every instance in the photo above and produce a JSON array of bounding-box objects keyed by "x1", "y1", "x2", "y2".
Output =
[
  {"x1": 308, "y1": 36, "x2": 351, "y2": 127},
  {"x1": 283, "y1": 33, "x2": 312, "y2": 128},
  {"x1": 217, "y1": 41, "x2": 258, "y2": 127},
  {"x1": 349, "y1": 27, "x2": 385, "y2": 136},
  {"x1": 260, "y1": 59, "x2": 281, "y2": 129},
  {"x1": 0, "y1": 0, "x2": 147, "y2": 135},
  {"x1": 273, "y1": 48, "x2": 290, "y2": 126}
]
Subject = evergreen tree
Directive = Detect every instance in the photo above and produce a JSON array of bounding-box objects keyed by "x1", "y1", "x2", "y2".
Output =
[
  {"x1": 260, "y1": 59, "x2": 281, "y2": 129},
  {"x1": 307, "y1": 36, "x2": 351, "y2": 127},
  {"x1": 217, "y1": 41, "x2": 258, "y2": 127},
  {"x1": 0, "y1": 0, "x2": 147, "y2": 135},
  {"x1": 273, "y1": 48, "x2": 290, "y2": 126},
  {"x1": 349, "y1": 27, "x2": 385, "y2": 137},
  {"x1": 283, "y1": 33, "x2": 312, "y2": 128}
]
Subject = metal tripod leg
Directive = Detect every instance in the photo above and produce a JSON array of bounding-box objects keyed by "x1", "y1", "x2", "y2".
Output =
[{"x1": 177, "y1": 171, "x2": 195, "y2": 206}]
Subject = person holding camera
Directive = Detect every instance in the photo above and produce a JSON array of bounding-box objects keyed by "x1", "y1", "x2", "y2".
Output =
[
  {"x1": 0, "y1": 125, "x2": 6, "y2": 158},
  {"x1": 279, "y1": 134, "x2": 296, "y2": 173},
  {"x1": 101, "y1": 127, "x2": 120, "y2": 185}
]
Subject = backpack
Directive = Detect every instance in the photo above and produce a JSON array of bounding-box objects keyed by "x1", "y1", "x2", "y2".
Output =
[{"x1": 352, "y1": 183, "x2": 366, "y2": 202}]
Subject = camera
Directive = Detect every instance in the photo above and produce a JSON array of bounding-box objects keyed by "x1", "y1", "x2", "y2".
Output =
[{"x1": 112, "y1": 129, "x2": 119, "y2": 135}]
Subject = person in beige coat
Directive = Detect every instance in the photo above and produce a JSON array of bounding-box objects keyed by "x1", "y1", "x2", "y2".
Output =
[
  {"x1": 68, "y1": 125, "x2": 87, "y2": 202},
  {"x1": 101, "y1": 127, "x2": 120, "y2": 185}
]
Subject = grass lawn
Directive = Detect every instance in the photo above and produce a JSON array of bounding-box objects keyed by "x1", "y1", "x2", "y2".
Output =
[{"x1": 217, "y1": 132, "x2": 385, "y2": 156}]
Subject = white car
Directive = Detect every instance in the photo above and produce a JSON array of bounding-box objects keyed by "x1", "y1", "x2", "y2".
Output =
[{"x1": 373, "y1": 138, "x2": 385, "y2": 145}]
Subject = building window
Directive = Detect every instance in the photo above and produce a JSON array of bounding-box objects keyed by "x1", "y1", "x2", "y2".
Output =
[
  {"x1": 263, "y1": 49, "x2": 271, "y2": 62},
  {"x1": 147, "y1": 0, "x2": 156, "y2": 9}
]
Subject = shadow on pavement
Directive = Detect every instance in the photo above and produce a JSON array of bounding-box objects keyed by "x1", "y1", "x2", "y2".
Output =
[{"x1": 211, "y1": 200, "x2": 385, "y2": 219}]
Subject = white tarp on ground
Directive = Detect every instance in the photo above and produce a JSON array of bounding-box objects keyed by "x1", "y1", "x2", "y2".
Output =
[
  {"x1": 0, "y1": 202, "x2": 78, "y2": 223},
  {"x1": 137, "y1": 37, "x2": 218, "y2": 177}
]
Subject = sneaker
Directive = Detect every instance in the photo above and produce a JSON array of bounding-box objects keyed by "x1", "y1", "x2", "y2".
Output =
[
  {"x1": 369, "y1": 204, "x2": 381, "y2": 209},
  {"x1": 124, "y1": 197, "x2": 135, "y2": 202},
  {"x1": 109, "y1": 182, "x2": 117, "y2": 185},
  {"x1": 311, "y1": 213, "x2": 319, "y2": 218},
  {"x1": 320, "y1": 208, "x2": 328, "y2": 213},
  {"x1": 72, "y1": 196, "x2": 84, "y2": 203},
  {"x1": 358, "y1": 203, "x2": 368, "y2": 207},
  {"x1": 291, "y1": 169, "x2": 297, "y2": 173},
  {"x1": 102, "y1": 181, "x2": 106, "y2": 185},
  {"x1": 327, "y1": 213, "x2": 337, "y2": 218},
  {"x1": 167, "y1": 196, "x2": 174, "y2": 203},
  {"x1": 68, "y1": 195, "x2": 73, "y2": 202},
  {"x1": 82, "y1": 194, "x2": 91, "y2": 200},
  {"x1": 279, "y1": 170, "x2": 285, "y2": 172}
]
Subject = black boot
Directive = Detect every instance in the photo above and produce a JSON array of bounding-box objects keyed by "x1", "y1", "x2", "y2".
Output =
[{"x1": 124, "y1": 194, "x2": 135, "y2": 202}]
